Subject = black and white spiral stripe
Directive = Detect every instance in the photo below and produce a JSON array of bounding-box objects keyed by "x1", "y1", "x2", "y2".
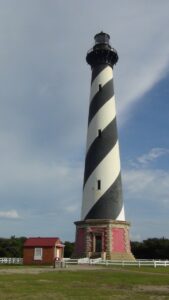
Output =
[{"x1": 81, "y1": 64, "x2": 125, "y2": 221}]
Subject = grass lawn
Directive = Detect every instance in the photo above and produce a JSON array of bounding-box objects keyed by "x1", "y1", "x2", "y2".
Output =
[{"x1": 0, "y1": 266, "x2": 169, "y2": 299}]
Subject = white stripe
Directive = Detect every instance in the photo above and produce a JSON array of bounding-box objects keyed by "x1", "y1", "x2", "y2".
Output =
[
  {"x1": 90, "y1": 66, "x2": 113, "y2": 101},
  {"x1": 81, "y1": 141, "x2": 125, "y2": 221},
  {"x1": 116, "y1": 205, "x2": 125, "y2": 221},
  {"x1": 86, "y1": 96, "x2": 116, "y2": 152}
]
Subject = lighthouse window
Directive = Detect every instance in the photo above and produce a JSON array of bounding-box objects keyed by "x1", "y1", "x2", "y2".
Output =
[
  {"x1": 97, "y1": 180, "x2": 101, "y2": 190},
  {"x1": 99, "y1": 84, "x2": 102, "y2": 91},
  {"x1": 98, "y1": 129, "x2": 102, "y2": 138}
]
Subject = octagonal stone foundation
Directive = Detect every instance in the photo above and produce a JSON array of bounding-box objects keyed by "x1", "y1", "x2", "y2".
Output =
[{"x1": 73, "y1": 219, "x2": 135, "y2": 260}]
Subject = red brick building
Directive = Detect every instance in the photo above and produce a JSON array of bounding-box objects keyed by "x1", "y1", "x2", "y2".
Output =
[{"x1": 23, "y1": 237, "x2": 64, "y2": 265}]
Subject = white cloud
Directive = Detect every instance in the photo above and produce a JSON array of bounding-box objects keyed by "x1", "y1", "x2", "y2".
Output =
[
  {"x1": 65, "y1": 205, "x2": 79, "y2": 213},
  {"x1": 123, "y1": 168, "x2": 169, "y2": 203},
  {"x1": 0, "y1": 210, "x2": 20, "y2": 219},
  {"x1": 137, "y1": 148, "x2": 169, "y2": 165},
  {"x1": 122, "y1": 168, "x2": 169, "y2": 239},
  {"x1": 128, "y1": 148, "x2": 169, "y2": 168}
]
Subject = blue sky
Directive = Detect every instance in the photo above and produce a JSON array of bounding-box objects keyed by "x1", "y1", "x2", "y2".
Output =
[{"x1": 0, "y1": 1, "x2": 169, "y2": 242}]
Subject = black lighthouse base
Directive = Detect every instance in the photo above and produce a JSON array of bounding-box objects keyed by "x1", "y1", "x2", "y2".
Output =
[{"x1": 73, "y1": 219, "x2": 135, "y2": 260}]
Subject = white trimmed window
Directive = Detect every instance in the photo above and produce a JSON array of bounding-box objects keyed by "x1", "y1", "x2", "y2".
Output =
[{"x1": 34, "y1": 247, "x2": 43, "y2": 260}]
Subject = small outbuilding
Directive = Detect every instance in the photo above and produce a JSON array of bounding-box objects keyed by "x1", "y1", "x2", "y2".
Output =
[{"x1": 23, "y1": 237, "x2": 64, "y2": 265}]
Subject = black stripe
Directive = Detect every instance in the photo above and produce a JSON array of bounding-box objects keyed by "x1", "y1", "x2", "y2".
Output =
[
  {"x1": 83, "y1": 118, "x2": 118, "y2": 186},
  {"x1": 91, "y1": 64, "x2": 108, "y2": 83},
  {"x1": 84, "y1": 173, "x2": 123, "y2": 220},
  {"x1": 88, "y1": 79, "x2": 114, "y2": 124}
]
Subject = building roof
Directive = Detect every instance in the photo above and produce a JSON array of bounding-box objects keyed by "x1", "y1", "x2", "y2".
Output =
[{"x1": 24, "y1": 237, "x2": 64, "y2": 247}]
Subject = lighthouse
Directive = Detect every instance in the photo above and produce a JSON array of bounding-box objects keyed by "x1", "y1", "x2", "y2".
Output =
[{"x1": 74, "y1": 32, "x2": 134, "y2": 260}]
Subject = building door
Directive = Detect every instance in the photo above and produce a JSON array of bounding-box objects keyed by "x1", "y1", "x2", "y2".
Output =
[
  {"x1": 95, "y1": 235, "x2": 102, "y2": 252},
  {"x1": 54, "y1": 247, "x2": 60, "y2": 259}
]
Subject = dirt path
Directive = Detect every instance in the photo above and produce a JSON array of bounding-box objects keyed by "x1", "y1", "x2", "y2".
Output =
[
  {"x1": 0, "y1": 264, "x2": 169, "y2": 275},
  {"x1": 0, "y1": 264, "x2": 105, "y2": 274}
]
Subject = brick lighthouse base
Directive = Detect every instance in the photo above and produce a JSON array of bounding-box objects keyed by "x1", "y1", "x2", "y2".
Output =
[{"x1": 73, "y1": 219, "x2": 135, "y2": 260}]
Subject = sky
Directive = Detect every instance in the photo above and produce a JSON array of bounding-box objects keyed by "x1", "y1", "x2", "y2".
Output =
[{"x1": 0, "y1": 0, "x2": 169, "y2": 242}]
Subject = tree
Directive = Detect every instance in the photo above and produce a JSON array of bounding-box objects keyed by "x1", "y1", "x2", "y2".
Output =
[
  {"x1": 64, "y1": 241, "x2": 75, "y2": 257},
  {"x1": 0, "y1": 236, "x2": 26, "y2": 257},
  {"x1": 131, "y1": 238, "x2": 169, "y2": 259}
]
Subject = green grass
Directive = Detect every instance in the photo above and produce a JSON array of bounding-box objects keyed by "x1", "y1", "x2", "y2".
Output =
[{"x1": 0, "y1": 267, "x2": 169, "y2": 299}]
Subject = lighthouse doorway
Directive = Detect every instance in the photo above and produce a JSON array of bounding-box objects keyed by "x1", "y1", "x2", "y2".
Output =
[{"x1": 94, "y1": 234, "x2": 102, "y2": 253}]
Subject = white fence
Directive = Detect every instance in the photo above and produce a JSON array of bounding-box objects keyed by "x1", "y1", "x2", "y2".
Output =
[
  {"x1": 96, "y1": 259, "x2": 169, "y2": 268},
  {"x1": 0, "y1": 257, "x2": 23, "y2": 264},
  {"x1": 0, "y1": 257, "x2": 168, "y2": 268},
  {"x1": 63, "y1": 258, "x2": 169, "y2": 268}
]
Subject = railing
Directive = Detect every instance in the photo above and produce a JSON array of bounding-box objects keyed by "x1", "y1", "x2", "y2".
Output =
[
  {"x1": 78, "y1": 257, "x2": 90, "y2": 264},
  {"x1": 64, "y1": 258, "x2": 169, "y2": 268},
  {"x1": 0, "y1": 257, "x2": 23, "y2": 264}
]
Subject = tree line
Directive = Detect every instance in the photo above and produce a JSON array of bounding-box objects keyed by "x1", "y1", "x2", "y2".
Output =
[
  {"x1": 0, "y1": 237, "x2": 169, "y2": 259},
  {"x1": 131, "y1": 238, "x2": 169, "y2": 259},
  {"x1": 0, "y1": 236, "x2": 26, "y2": 257}
]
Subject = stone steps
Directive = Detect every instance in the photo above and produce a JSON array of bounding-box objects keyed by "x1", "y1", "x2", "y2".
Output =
[{"x1": 106, "y1": 251, "x2": 135, "y2": 261}]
